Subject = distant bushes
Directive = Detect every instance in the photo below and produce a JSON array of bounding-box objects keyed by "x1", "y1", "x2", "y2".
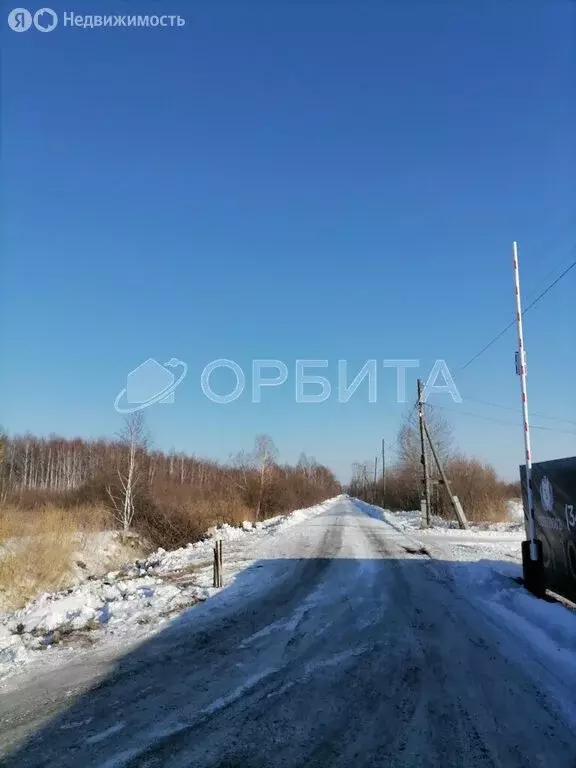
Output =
[
  {"x1": 133, "y1": 483, "x2": 250, "y2": 551},
  {"x1": 350, "y1": 457, "x2": 515, "y2": 524},
  {"x1": 137, "y1": 462, "x2": 339, "y2": 550}
]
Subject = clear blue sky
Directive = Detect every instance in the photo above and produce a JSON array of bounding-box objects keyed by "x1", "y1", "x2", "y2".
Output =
[{"x1": 1, "y1": 0, "x2": 575, "y2": 481}]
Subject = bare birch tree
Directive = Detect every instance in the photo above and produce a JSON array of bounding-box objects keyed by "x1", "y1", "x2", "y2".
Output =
[
  {"x1": 254, "y1": 435, "x2": 278, "y2": 520},
  {"x1": 107, "y1": 413, "x2": 149, "y2": 536}
]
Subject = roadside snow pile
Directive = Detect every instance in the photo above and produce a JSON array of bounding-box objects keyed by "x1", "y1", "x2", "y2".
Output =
[
  {"x1": 352, "y1": 499, "x2": 524, "y2": 564},
  {"x1": 0, "y1": 496, "x2": 337, "y2": 679},
  {"x1": 387, "y1": 508, "x2": 524, "y2": 535},
  {"x1": 0, "y1": 571, "x2": 215, "y2": 675},
  {"x1": 69, "y1": 530, "x2": 147, "y2": 583},
  {"x1": 507, "y1": 498, "x2": 525, "y2": 522},
  {"x1": 385, "y1": 508, "x2": 523, "y2": 564}
]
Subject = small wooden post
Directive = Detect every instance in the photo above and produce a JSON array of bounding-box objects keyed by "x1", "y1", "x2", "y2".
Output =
[
  {"x1": 218, "y1": 540, "x2": 223, "y2": 587},
  {"x1": 213, "y1": 541, "x2": 223, "y2": 588},
  {"x1": 213, "y1": 540, "x2": 223, "y2": 588}
]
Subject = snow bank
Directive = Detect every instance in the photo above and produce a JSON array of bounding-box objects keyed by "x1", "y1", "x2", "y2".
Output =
[
  {"x1": 507, "y1": 498, "x2": 525, "y2": 522},
  {"x1": 68, "y1": 531, "x2": 147, "y2": 582},
  {"x1": 351, "y1": 500, "x2": 523, "y2": 566},
  {"x1": 385, "y1": 508, "x2": 524, "y2": 535},
  {"x1": 0, "y1": 497, "x2": 338, "y2": 680}
]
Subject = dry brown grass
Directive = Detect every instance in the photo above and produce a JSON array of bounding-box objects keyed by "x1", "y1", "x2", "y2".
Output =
[
  {"x1": 438, "y1": 458, "x2": 509, "y2": 524},
  {"x1": 0, "y1": 506, "x2": 77, "y2": 608},
  {"x1": 0, "y1": 503, "x2": 114, "y2": 609}
]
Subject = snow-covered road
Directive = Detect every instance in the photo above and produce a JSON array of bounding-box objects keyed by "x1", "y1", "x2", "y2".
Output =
[{"x1": 1, "y1": 496, "x2": 575, "y2": 767}]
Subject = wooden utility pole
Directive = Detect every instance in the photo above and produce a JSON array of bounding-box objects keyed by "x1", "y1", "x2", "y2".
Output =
[
  {"x1": 423, "y1": 421, "x2": 468, "y2": 529},
  {"x1": 381, "y1": 438, "x2": 386, "y2": 496},
  {"x1": 417, "y1": 379, "x2": 432, "y2": 527}
]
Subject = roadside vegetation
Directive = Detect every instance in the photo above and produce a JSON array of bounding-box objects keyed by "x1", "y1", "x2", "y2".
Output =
[
  {"x1": 349, "y1": 407, "x2": 521, "y2": 523},
  {"x1": 0, "y1": 422, "x2": 339, "y2": 607}
]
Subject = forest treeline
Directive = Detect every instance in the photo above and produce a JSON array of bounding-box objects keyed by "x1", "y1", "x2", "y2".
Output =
[{"x1": 0, "y1": 424, "x2": 340, "y2": 548}]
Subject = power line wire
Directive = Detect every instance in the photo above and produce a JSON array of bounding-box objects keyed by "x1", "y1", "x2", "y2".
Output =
[
  {"x1": 457, "y1": 258, "x2": 576, "y2": 373},
  {"x1": 429, "y1": 403, "x2": 576, "y2": 435},
  {"x1": 525, "y1": 250, "x2": 576, "y2": 301},
  {"x1": 522, "y1": 215, "x2": 576, "y2": 299},
  {"x1": 523, "y1": 257, "x2": 576, "y2": 313},
  {"x1": 462, "y1": 396, "x2": 576, "y2": 426}
]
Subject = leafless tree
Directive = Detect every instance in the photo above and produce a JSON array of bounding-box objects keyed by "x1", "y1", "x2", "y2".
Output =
[
  {"x1": 254, "y1": 435, "x2": 278, "y2": 519},
  {"x1": 349, "y1": 461, "x2": 370, "y2": 497},
  {"x1": 230, "y1": 449, "x2": 255, "y2": 492},
  {"x1": 297, "y1": 452, "x2": 320, "y2": 481},
  {"x1": 107, "y1": 413, "x2": 149, "y2": 536},
  {"x1": 397, "y1": 405, "x2": 453, "y2": 475}
]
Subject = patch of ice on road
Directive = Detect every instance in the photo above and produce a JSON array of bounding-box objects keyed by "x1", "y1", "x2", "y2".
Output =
[
  {"x1": 238, "y1": 612, "x2": 303, "y2": 647},
  {"x1": 132, "y1": 667, "x2": 280, "y2": 760},
  {"x1": 267, "y1": 680, "x2": 296, "y2": 698},
  {"x1": 85, "y1": 723, "x2": 125, "y2": 745},
  {"x1": 239, "y1": 586, "x2": 327, "y2": 649},
  {"x1": 201, "y1": 667, "x2": 278, "y2": 717},
  {"x1": 99, "y1": 748, "x2": 142, "y2": 768},
  {"x1": 303, "y1": 645, "x2": 367, "y2": 674},
  {"x1": 60, "y1": 717, "x2": 94, "y2": 731},
  {"x1": 263, "y1": 645, "x2": 370, "y2": 700},
  {"x1": 469, "y1": 568, "x2": 576, "y2": 720},
  {"x1": 238, "y1": 557, "x2": 339, "y2": 650}
]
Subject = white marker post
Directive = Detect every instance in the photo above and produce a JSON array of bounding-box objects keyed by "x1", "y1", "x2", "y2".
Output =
[{"x1": 513, "y1": 242, "x2": 544, "y2": 594}]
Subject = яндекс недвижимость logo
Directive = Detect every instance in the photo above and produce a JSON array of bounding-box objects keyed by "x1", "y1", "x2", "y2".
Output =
[
  {"x1": 8, "y1": 7, "x2": 58, "y2": 31},
  {"x1": 7, "y1": 8, "x2": 186, "y2": 31}
]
